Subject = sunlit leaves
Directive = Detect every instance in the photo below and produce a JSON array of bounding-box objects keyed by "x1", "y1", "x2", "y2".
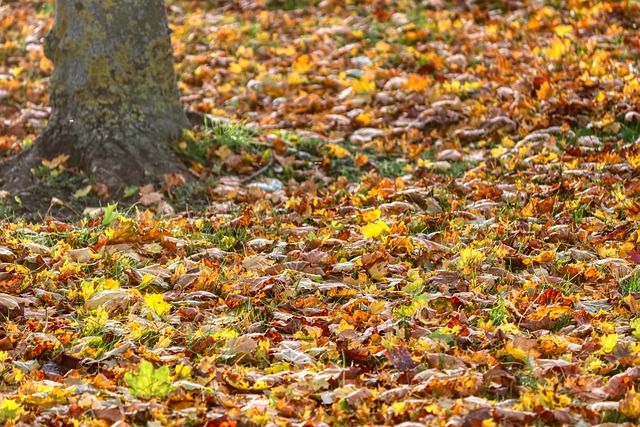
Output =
[
  {"x1": 516, "y1": 386, "x2": 572, "y2": 411},
  {"x1": 6, "y1": 0, "x2": 640, "y2": 424},
  {"x1": 0, "y1": 399, "x2": 23, "y2": 423},
  {"x1": 124, "y1": 360, "x2": 174, "y2": 399},
  {"x1": 599, "y1": 333, "x2": 619, "y2": 354},
  {"x1": 324, "y1": 143, "x2": 351, "y2": 159},
  {"x1": 457, "y1": 246, "x2": 486, "y2": 273},
  {"x1": 144, "y1": 294, "x2": 172, "y2": 318},
  {"x1": 620, "y1": 389, "x2": 640, "y2": 419},
  {"x1": 102, "y1": 203, "x2": 120, "y2": 225},
  {"x1": 351, "y1": 77, "x2": 375, "y2": 94},
  {"x1": 19, "y1": 381, "x2": 76, "y2": 406},
  {"x1": 360, "y1": 220, "x2": 390, "y2": 238},
  {"x1": 83, "y1": 306, "x2": 108, "y2": 335},
  {"x1": 536, "y1": 81, "x2": 554, "y2": 100}
]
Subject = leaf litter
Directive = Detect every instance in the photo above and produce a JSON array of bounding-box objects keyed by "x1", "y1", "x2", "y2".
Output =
[{"x1": 2, "y1": 0, "x2": 640, "y2": 425}]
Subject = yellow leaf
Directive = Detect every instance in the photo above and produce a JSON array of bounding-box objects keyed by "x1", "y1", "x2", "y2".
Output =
[
  {"x1": 144, "y1": 294, "x2": 172, "y2": 317},
  {"x1": 554, "y1": 24, "x2": 573, "y2": 37},
  {"x1": 287, "y1": 71, "x2": 307, "y2": 86},
  {"x1": 325, "y1": 143, "x2": 351, "y2": 158},
  {"x1": 437, "y1": 18, "x2": 452, "y2": 32},
  {"x1": 533, "y1": 250, "x2": 556, "y2": 263},
  {"x1": 391, "y1": 401, "x2": 406, "y2": 414},
  {"x1": 620, "y1": 389, "x2": 640, "y2": 418},
  {"x1": 583, "y1": 355, "x2": 602, "y2": 373},
  {"x1": 501, "y1": 136, "x2": 515, "y2": 148},
  {"x1": 73, "y1": 185, "x2": 93, "y2": 199},
  {"x1": 236, "y1": 45, "x2": 254, "y2": 59},
  {"x1": 544, "y1": 38, "x2": 568, "y2": 60},
  {"x1": 140, "y1": 274, "x2": 155, "y2": 288},
  {"x1": 154, "y1": 336, "x2": 171, "y2": 349},
  {"x1": 362, "y1": 208, "x2": 381, "y2": 223},
  {"x1": 103, "y1": 278, "x2": 120, "y2": 290},
  {"x1": 599, "y1": 333, "x2": 618, "y2": 353},
  {"x1": 39, "y1": 57, "x2": 53, "y2": 73},
  {"x1": 481, "y1": 418, "x2": 498, "y2": 427},
  {"x1": 536, "y1": 81, "x2": 553, "y2": 100},
  {"x1": 369, "y1": 300, "x2": 386, "y2": 315},
  {"x1": 292, "y1": 54, "x2": 312, "y2": 74},
  {"x1": 361, "y1": 220, "x2": 391, "y2": 238},
  {"x1": 539, "y1": 335, "x2": 568, "y2": 355},
  {"x1": 496, "y1": 341, "x2": 528, "y2": 362},
  {"x1": 335, "y1": 318, "x2": 355, "y2": 333},
  {"x1": 174, "y1": 363, "x2": 192, "y2": 379},
  {"x1": 402, "y1": 74, "x2": 431, "y2": 92},
  {"x1": 376, "y1": 41, "x2": 391, "y2": 53},
  {"x1": 265, "y1": 362, "x2": 290, "y2": 374},
  {"x1": 354, "y1": 113, "x2": 371, "y2": 126},
  {"x1": 458, "y1": 247, "x2": 486, "y2": 270},
  {"x1": 485, "y1": 24, "x2": 498, "y2": 35},
  {"x1": 42, "y1": 154, "x2": 70, "y2": 169},
  {"x1": 352, "y1": 77, "x2": 375, "y2": 94}
]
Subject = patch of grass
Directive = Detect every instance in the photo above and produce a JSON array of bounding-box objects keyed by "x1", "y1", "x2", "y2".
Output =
[
  {"x1": 552, "y1": 314, "x2": 576, "y2": 332},
  {"x1": 168, "y1": 181, "x2": 210, "y2": 213},
  {"x1": 266, "y1": 0, "x2": 314, "y2": 10},
  {"x1": 36, "y1": 1, "x2": 56, "y2": 18},
  {"x1": 205, "y1": 224, "x2": 249, "y2": 252},
  {"x1": 620, "y1": 269, "x2": 640, "y2": 296},
  {"x1": 177, "y1": 121, "x2": 260, "y2": 165},
  {"x1": 601, "y1": 411, "x2": 633, "y2": 424},
  {"x1": 618, "y1": 122, "x2": 640, "y2": 143},
  {"x1": 377, "y1": 159, "x2": 409, "y2": 178},
  {"x1": 488, "y1": 295, "x2": 508, "y2": 325},
  {"x1": 572, "y1": 203, "x2": 589, "y2": 225}
]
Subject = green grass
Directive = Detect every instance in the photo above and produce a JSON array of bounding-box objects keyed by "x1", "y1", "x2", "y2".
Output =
[
  {"x1": 488, "y1": 295, "x2": 508, "y2": 325},
  {"x1": 620, "y1": 269, "x2": 640, "y2": 296},
  {"x1": 178, "y1": 120, "x2": 260, "y2": 165},
  {"x1": 573, "y1": 203, "x2": 590, "y2": 225},
  {"x1": 266, "y1": 0, "x2": 315, "y2": 10}
]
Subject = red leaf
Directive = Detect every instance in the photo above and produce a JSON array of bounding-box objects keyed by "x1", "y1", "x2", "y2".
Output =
[
  {"x1": 385, "y1": 345, "x2": 419, "y2": 371},
  {"x1": 630, "y1": 250, "x2": 640, "y2": 264}
]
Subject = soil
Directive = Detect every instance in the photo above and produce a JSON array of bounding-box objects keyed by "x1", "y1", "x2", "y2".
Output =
[
  {"x1": 0, "y1": 168, "x2": 141, "y2": 223},
  {"x1": 0, "y1": 113, "x2": 209, "y2": 223}
]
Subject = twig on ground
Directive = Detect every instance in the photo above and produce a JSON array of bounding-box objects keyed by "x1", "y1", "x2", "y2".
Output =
[{"x1": 241, "y1": 150, "x2": 275, "y2": 184}]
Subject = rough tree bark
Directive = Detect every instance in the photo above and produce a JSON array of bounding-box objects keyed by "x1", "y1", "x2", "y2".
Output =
[{"x1": 0, "y1": 0, "x2": 189, "y2": 197}]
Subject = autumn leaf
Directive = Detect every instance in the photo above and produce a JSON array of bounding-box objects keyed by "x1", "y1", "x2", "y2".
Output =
[
  {"x1": 0, "y1": 399, "x2": 23, "y2": 423},
  {"x1": 536, "y1": 81, "x2": 554, "y2": 100},
  {"x1": 144, "y1": 294, "x2": 172, "y2": 318},
  {"x1": 324, "y1": 143, "x2": 351, "y2": 159},
  {"x1": 362, "y1": 208, "x2": 381, "y2": 223},
  {"x1": 4, "y1": 0, "x2": 640, "y2": 424},
  {"x1": 361, "y1": 220, "x2": 391, "y2": 238},
  {"x1": 598, "y1": 333, "x2": 618, "y2": 353},
  {"x1": 125, "y1": 360, "x2": 174, "y2": 399}
]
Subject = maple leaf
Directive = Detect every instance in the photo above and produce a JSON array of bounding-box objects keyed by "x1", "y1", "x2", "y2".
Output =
[
  {"x1": 144, "y1": 294, "x2": 172, "y2": 318},
  {"x1": 124, "y1": 360, "x2": 174, "y2": 399},
  {"x1": 8, "y1": 0, "x2": 640, "y2": 423},
  {"x1": 361, "y1": 220, "x2": 391, "y2": 238},
  {"x1": 0, "y1": 399, "x2": 23, "y2": 423},
  {"x1": 536, "y1": 81, "x2": 554, "y2": 100}
]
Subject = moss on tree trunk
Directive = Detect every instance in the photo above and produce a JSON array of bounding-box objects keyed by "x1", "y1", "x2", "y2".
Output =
[{"x1": 0, "y1": 0, "x2": 189, "y2": 199}]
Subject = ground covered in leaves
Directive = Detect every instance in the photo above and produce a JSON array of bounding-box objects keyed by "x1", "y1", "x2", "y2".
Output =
[{"x1": 3, "y1": 0, "x2": 640, "y2": 425}]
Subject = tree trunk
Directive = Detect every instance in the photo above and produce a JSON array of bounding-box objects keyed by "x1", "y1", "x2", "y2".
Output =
[{"x1": 1, "y1": 0, "x2": 189, "y2": 197}]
